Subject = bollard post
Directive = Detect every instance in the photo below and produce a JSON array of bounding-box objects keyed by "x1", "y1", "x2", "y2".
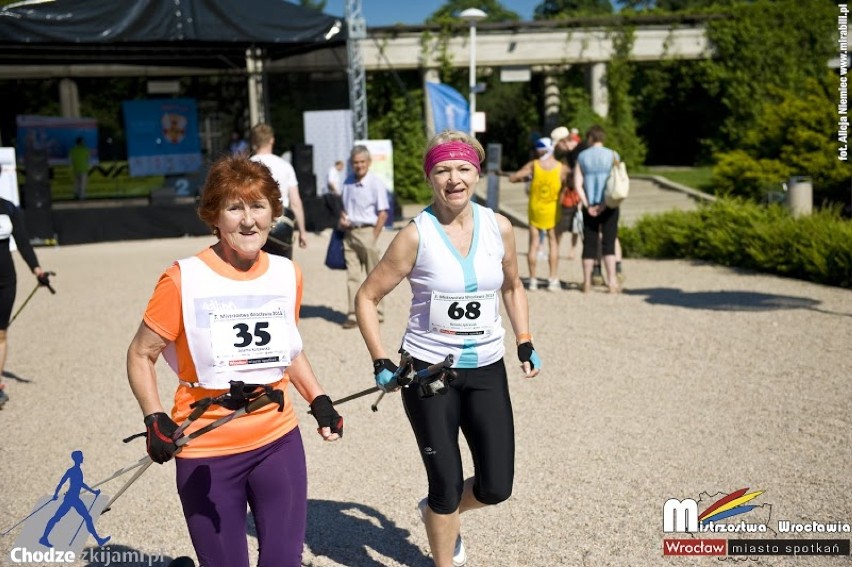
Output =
[
  {"x1": 786, "y1": 176, "x2": 813, "y2": 217},
  {"x1": 486, "y1": 143, "x2": 502, "y2": 212}
]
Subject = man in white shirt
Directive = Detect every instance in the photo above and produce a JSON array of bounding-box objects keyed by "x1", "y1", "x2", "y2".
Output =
[
  {"x1": 323, "y1": 160, "x2": 345, "y2": 219},
  {"x1": 339, "y1": 145, "x2": 388, "y2": 328},
  {"x1": 324, "y1": 160, "x2": 344, "y2": 197},
  {"x1": 249, "y1": 124, "x2": 308, "y2": 259}
]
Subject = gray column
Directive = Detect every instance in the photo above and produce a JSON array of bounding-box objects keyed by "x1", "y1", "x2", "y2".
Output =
[
  {"x1": 246, "y1": 47, "x2": 267, "y2": 126},
  {"x1": 59, "y1": 78, "x2": 80, "y2": 118},
  {"x1": 543, "y1": 72, "x2": 560, "y2": 133},
  {"x1": 589, "y1": 62, "x2": 608, "y2": 118},
  {"x1": 423, "y1": 68, "x2": 440, "y2": 139}
]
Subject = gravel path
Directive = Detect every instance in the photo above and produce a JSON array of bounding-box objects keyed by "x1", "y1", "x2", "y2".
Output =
[{"x1": 1, "y1": 225, "x2": 850, "y2": 567}]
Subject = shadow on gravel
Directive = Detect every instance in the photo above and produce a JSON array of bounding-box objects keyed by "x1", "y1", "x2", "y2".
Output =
[
  {"x1": 247, "y1": 499, "x2": 431, "y2": 566},
  {"x1": 624, "y1": 287, "x2": 851, "y2": 317},
  {"x1": 2, "y1": 370, "x2": 33, "y2": 383},
  {"x1": 81, "y1": 543, "x2": 190, "y2": 566},
  {"x1": 300, "y1": 304, "x2": 348, "y2": 324}
]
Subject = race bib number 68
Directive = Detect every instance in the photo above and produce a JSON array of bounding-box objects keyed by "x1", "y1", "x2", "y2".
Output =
[{"x1": 429, "y1": 291, "x2": 496, "y2": 336}]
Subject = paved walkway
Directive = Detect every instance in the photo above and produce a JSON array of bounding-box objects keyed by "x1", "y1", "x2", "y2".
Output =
[{"x1": 477, "y1": 174, "x2": 711, "y2": 227}]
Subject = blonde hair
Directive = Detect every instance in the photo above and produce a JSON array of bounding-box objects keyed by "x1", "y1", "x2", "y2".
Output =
[{"x1": 250, "y1": 123, "x2": 274, "y2": 152}]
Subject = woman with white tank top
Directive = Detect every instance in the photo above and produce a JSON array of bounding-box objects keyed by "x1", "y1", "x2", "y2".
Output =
[{"x1": 354, "y1": 130, "x2": 541, "y2": 567}]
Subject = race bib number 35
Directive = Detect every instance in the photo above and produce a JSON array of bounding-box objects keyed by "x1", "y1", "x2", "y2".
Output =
[
  {"x1": 429, "y1": 291, "x2": 497, "y2": 336},
  {"x1": 210, "y1": 307, "x2": 290, "y2": 369}
]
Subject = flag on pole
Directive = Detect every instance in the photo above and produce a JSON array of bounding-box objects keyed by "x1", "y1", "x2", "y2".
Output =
[{"x1": 426, "y1": 82, "x2": 470, "y2": 135}]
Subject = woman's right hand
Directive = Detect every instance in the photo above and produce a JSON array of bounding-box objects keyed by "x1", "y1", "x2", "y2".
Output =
[
  {"x1": 144, "y1": 412, "x2": 180, "y2": 463},
  {"x1": 373, "y1": 359, "x2": 399, "y2": 392}
]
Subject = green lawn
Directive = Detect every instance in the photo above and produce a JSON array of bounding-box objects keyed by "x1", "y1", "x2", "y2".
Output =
[
  {"x1": 19, "y1": 163, "x2": 165, "y2": 201},
  {"x1": 644, "y1": 166, "x2": 715, "y2": 194}
]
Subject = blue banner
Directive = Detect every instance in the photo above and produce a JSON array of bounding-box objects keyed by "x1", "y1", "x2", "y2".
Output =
[
  {"x1": 15, "y1": 116, "x2": 99, "y2": 166},
  {"x1": 426, "y1": 82, "x2": 470, "y2": 135},
  {"x1": 122, "y1": 98, "x2": 202, "y2": 177}
]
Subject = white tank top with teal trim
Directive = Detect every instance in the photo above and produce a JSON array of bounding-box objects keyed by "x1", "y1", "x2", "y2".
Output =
[
  {"x1": 164, "y1": 254, "x2": 303, "y2": 388},
  {"x1": 402, "y1": 203, "x2": 506, "y2": 368}
]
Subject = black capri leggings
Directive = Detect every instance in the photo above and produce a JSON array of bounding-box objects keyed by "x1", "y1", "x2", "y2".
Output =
[
  {"x1": 402, "y1": 358, "x2": 515, "y2": 515},
  {"x1": 0, "y1": 278, "x2": 17, "y2": 330},
  {"x1": 582, "y1": 206, "x2": 620, "y2": 259}
]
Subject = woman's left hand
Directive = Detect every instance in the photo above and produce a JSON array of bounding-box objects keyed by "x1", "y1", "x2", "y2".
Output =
[
  {"x1": 309, "y1": 395, "x2": 343, "y2": 441},
  {"x1": 518, "y1": 342, "x2": 541, "y2": 379}
]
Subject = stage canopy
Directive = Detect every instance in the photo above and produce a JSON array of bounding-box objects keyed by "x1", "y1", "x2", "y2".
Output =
[{"x1": 0, "y1": 0, "x2": 346, "y2": 68}]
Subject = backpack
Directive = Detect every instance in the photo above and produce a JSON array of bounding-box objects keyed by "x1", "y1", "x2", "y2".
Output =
[{"x1": 604, "y1": 151, "x2": 629, "y2": 207}]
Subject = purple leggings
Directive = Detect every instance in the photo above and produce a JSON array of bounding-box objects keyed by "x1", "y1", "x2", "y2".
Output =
[{"x1": 175, "y1": 428, "x2": 307, "y2": 567}]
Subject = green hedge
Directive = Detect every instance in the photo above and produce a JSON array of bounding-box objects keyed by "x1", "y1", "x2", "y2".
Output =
[{"x1": 619, "y1": 199, "x2": 852, "y2": 288}]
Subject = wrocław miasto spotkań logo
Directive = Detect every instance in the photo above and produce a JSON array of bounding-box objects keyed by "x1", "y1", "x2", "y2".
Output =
[{"x1": 662, "y1": 487, "x2": 851, "y2": 559}]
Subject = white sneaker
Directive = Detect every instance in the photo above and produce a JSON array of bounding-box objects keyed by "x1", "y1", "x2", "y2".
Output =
[
  {"x1": 528, "y1": 278, "x2": 538, "y2": 291},
  {"x1": 452, "y1": 536, "x2": 467, "y2": 566},
  {"x1": 418, "y1": 498, "x2": 467, "y2": 567},
  {"x1": 547, "y1": 278, "x2": 561, "y2": 291}
]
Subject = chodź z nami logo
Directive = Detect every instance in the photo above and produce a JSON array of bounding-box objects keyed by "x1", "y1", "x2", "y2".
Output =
[
  {"x1": 3, "y1": 450, "x2": 110, "y2": 562},
  {"x1": 664, "y1": 487, "x2": 771, "y2": 533}
]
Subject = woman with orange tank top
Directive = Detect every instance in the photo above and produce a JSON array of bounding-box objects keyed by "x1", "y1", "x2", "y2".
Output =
[{"x1": 126, "y1": 155, "x2": 342, "y2": 567}]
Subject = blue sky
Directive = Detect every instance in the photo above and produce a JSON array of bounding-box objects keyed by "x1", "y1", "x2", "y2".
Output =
[{"x1": 323, "y1": 1, "x2": 542, "y2": 26}]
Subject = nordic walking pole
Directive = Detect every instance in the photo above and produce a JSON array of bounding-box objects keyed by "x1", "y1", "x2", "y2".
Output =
[
  {"x1": 101, "y1": 460, "x2": 155, "y2": 514},
  {"x1": 92, "y1": 397, "x2": 214, "y2": 491},
  {"x1": 8, "y1": 271, "x2": 56, "y2": 325},
  {"x1": 310, "y1": 351, "x2": 414, "y2": 415},
  {"x1": 370, "y1": 392, "x2": 385, "y2": 412},
  {"x1": 103, "y1": 391, "x2": 283, "y2": 513},
  {"x1": 8, "y1": 284, "x2": 39, "y2": 326},
  {"x1": 91, "y1": 455, "x2": 150, "y2": 490},
  {"x1": 370, "y1": 349, "x2": 413, "y2": 413},
  {"x1": 100, "y1": 398, "x2": 212, "y2": 513},
  {"x1": 307, "y1": 386, "x2": 379, "y2": 415},
  {"x1": 0, "y1": 498, "x2": 55, "y2": 536}
]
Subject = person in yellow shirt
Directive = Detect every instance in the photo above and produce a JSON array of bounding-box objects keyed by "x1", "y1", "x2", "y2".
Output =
[{"x1": 508, "y1": 137, "x2": 567, "y2": 291}]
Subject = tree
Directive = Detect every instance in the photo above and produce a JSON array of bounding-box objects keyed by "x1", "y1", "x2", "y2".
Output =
[
  {"x1": 477, "y1": 76, "x2": 540, "y2": 169},
  {"x1": 533, "y1": 0, "x2": 613, "y2": 19},
  {"x1": 426, "y1": 0, "x2": 520, "y2": 24},
  {"x1": 369, "y1": 90, "x2": 430, "y2": 202},
  {"x1": 604, "y1": 26, "x2": 646, "y2": 166},
  {"x1": 712, "y1": 77, "x2": 850, "y2": 205},
  {"x1": 702, "y1": 0, "x2": 836, "y2": 151},
  {"x1": 697, "y1": 0, "x2": 849, "y2": 207}
]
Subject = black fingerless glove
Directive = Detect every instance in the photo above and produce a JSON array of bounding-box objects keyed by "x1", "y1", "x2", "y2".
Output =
[
  {"x1": 144, "y1": 412, "x2": 180, "y2": 464},
  {"x1": 517, "y1": 341, "x2": 542, "y2": 371},
  {"x1": 36, "y1": 272, "x2": 51, "y2": 287},
  {"x1": 309, "y1": 395, "x2": 343, "y2": 437}
]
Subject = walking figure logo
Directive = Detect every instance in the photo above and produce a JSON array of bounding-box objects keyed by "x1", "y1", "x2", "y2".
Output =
[{"x1": 9, "y1": 450, "x2": 111, "y2": 557}]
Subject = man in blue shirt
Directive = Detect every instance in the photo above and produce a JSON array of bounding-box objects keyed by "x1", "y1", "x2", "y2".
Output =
[{"x1": 339, "y1": 145, "x2": 389, "y2": 328}]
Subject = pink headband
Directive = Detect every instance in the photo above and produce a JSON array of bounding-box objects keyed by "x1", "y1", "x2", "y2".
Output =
[{"x1": 423, "y1": 141, "x2": 482, "y2": 177}]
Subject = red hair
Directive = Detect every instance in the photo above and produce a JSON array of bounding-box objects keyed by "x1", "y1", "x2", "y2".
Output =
[{"x1": 197, "y1": 156, "x2": 283, "y2": 231}]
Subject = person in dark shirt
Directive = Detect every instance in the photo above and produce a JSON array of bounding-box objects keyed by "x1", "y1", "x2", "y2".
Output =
[{"x1": 0, "y1": 198, "x2": 51, "y2": 407}]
